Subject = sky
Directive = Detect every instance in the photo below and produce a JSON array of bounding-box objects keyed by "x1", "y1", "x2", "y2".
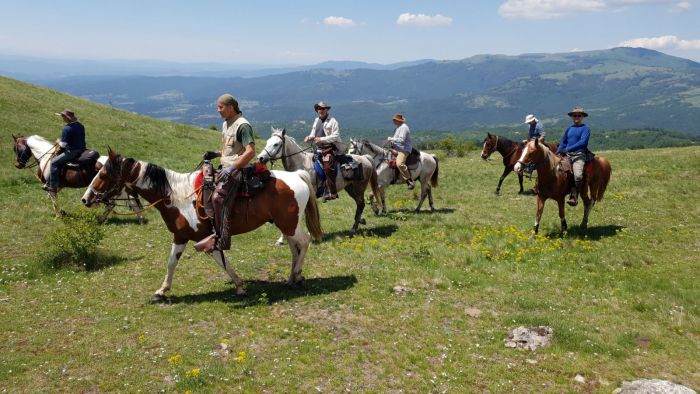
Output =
[{"x1": 1, "y1": 0, "x2": 699, "y2": 65}]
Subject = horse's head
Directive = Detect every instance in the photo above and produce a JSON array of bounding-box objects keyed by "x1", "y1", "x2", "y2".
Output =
[
  {"x1": 514, "y1": 137, "x2": 547, "y2": 174},
  {"x1": 258, "y1": 127, "x2": 287, "y2": 163},
  {"x1": 481, "y1": 133, "x2": 497, "y2": 160},
  {"x1": 82, "y1": 148, "x2": 134, "y2": 207},
  {"x1": 347, "y1": 138, "x2": 362, "y2": 155},
  {"x1": 12, "y1": 134, "x2": 31, "y2": 169}
]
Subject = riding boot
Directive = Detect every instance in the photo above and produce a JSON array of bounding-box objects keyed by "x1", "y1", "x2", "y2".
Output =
[
  {"x1": 323, "y1": 160, "x2": 338, "y2": 201},
  {"x1": 567, "y1": 181, "x2": 581, "y2": 206},
  {"x1": 214, "y1": 171, "x2": 241, "y2": 251}
]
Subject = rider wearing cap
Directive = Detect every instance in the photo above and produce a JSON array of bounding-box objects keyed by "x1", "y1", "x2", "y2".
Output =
[
  {"x1": 304, "y1": 101, "x2": 344, "y2": 201},
  {"x1": 197, "y1": 94, "x2": 256, "y2": 253},
  {"x1": 556, "y1": 107, "x2": 591, "y2": 207}
]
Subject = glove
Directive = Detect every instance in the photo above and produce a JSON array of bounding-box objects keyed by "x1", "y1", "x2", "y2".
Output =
[{"x1": 202, "y1": 151, "x2": 220, "y2": 160}]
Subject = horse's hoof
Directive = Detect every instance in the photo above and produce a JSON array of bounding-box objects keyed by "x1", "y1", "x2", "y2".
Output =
[
  {"x1": 288, "y1": 276, "x2": 305, "y2": 288},
  {"x1": 359, "y1": 218, "x2": 367, "y2": 225},
  {"x1": 150, "y1": 293, "x2": 168, "y2": 303},
  {"x1": 274, "y1": 241, "x2": 284, "y2": 247},
  {"x1": 235, "y1": 288, "x2": 248, "y2": 297}
]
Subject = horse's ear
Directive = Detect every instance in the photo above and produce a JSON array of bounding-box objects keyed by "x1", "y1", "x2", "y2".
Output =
[
  {"x1": 282, "y1": 128, "x2": 286, "y2": 136},
  {"x1": 533, "y1": 138, "x2": 539, "y2": 147},
  {"x1": 108, "y1": 146, "x2": 116, "y2": 160},
  {"x1": 537, "y1": 136, "x2": 545, "y2": 145},
  {"x1": 12, "y1": 134, "x2": 16, "y2": 140},
  {"x1": 487, "y1": 132, "x2": 491, "y2": 138}
]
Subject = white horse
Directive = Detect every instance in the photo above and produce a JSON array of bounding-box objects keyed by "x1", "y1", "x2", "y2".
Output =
[
  {"x1": 258, "y1": 127, "x2": 381, "y2": 242},
  {"x1": 12, "y1": 134, "x2": 144, "y2": 222},
  {"x1": 348, "y1": 138, "x2": 439, "y2": 215}
]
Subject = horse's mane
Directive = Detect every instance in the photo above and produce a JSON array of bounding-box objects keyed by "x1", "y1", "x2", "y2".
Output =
[
  {"x1": 536, "y1": 142, "x2": 559, "y2": 176},
  {"x1": 143, "y1": 163, "x2": 172, "y2": 196}
]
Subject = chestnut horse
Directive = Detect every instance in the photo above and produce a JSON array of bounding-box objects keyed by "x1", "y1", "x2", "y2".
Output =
[
  {"x1": 480, "y1": 133, "x2": 557, "y2": 195},
  {"x1": 81, "y1": 148, "x2": 323, "y2": 300},
  {"x1": 514, "y1": 138, "x2": 612, "y2": 234},
  {"x1": 12, "y1": 134, "x2": 144, "y2": 222}
]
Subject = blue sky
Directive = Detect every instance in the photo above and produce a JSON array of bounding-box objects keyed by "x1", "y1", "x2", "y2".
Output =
[{"x1": 1, "y1": 0, "x2": 698, "y2": 64}]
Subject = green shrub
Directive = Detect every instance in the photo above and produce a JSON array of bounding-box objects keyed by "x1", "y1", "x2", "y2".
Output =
[{"x1": 38, "y1": 209, "x2": 105, "y2": 270}]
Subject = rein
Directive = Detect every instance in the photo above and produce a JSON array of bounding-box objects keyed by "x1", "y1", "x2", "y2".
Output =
[
  {"x1": 264, "y1": 134, "x2": 313, "y2": 168},
  {"x1": 15, "y1": 140, "x2": 59, "y2": 181}
]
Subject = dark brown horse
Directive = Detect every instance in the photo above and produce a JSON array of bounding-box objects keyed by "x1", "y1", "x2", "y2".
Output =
[
  {"x1": 81, "y1": 148, "x2": 323, "y2": 300},
  {"x1": 481, "y1": 133, "x2": 557, "y2": 195},
  {"x1": 12, "y1": 134, "x2": 143, "y2": 221},
  {"x1": 514, "y1": 138, "x2": 612, "y2": 234}
]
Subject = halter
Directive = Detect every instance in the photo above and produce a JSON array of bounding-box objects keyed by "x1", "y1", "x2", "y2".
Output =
[{"x1": 262, "y1": 133, "x2": 313, "y2": 166}]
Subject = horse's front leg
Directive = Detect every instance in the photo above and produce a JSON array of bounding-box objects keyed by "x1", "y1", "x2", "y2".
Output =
[
  {"x1": 533, "y1": 196, "x2": 546, "y2": 234},
  {"x1": 557, "y1": 199, "x2": 567, "y2": 235},
  {"x1": 274, "y1": 234, "x2": 286, "y2": 247},
  {"x1": 153, "y1": 243, "x2": 186, "y2": 301},
  {"x1": 496, "y1": 168, "x2": 511, "y2": 195},
  {"x1": 380, "y1": 187, "x2": 388, "y2": 215},
  {"x1": 517, "y1": 172, "x2": 525, "y2": 194},
  {"x1": 369, "y1": 191, "x2": 379, "y2": 215},
  {"x1": 98, "y1": 204, "x2": 115, "y2": 223},
  {"x1": 209, "y1": 250, "x2": 246, "y2": 296},
  {"x1": 580, "y1": 190, "x2": 593, "y2": 230}
]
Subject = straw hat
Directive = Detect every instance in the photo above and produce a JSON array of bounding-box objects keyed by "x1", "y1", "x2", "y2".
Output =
[
  {"x1": 392, "y1": 113, "x2": 406, "y2": 123},
  {"x1": 567, "y1": 107, "x2": 588, "y2": 117}
]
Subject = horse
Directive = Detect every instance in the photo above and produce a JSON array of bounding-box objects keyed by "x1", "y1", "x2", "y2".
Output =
[
  {"x1": 12, "y1": 134, "x2": 144, "y2": 222},
  {"x1": 258, "y1": 127, "x2": 381, "y2": 237},
  {"x1": 514, "y1": 138, "x2": 612, "y2": 234},
  {"x1": 347, "y1": 138, "x2": 439, "y2": 215},
  {"x1": 480, "y1": 133, "x2": 557, "y2": 195},
  {"x1": 81, "y1": 148, "x2": 323, "y2": 300}
]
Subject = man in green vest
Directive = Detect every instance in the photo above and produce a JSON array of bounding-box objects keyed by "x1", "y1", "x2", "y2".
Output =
[{"x1": 196, "y1": 94, "x2": 256, "y2": 253}]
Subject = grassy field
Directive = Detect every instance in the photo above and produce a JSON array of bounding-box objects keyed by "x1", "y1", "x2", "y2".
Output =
[{"x1": 1, "y1": 76, "x2": 699, "y2": 392}]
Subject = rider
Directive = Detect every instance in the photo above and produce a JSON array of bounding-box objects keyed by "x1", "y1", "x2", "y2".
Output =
[
  {"x1": 524, "y1": 114, "x2": 545, "y2": 142},
  {"x1": 386, "y1": 113, "x2": 415, "y2": 189},
  {"x1": 304, "y1": 101, "x2": 344, "y2": 201},
  {"x1": 197, "y1": 94, "x2": 256, "y2": 253},
  {"x1": 44, "y1": 109, "x2": 86, "y2": 196},
  {"x1": 556, "y1": 107, "x2": 590, "y2": 207}
]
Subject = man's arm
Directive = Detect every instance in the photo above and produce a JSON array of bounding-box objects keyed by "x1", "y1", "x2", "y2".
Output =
[
  {"x1": 232, "y1": 144, "x2": 256, "y2": 169},
  {"x1": 318, "y1": 118, "x2": 341, "y2": 144},
  {"x1": 566, "y1": 126, "x2": 590, "y2": 152}
]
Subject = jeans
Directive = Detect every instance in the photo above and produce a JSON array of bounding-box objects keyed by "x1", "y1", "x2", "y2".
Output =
[
  {"x1": 567, "y1": 151, "x2": 586, "y2": 186},
  {"x1": 49, "y1": 149, "x2": 82, "y2": 188}
]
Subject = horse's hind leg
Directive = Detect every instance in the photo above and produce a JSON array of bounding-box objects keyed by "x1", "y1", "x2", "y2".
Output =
[
  {"x1": 348, "y1": 186, "x2": 366, "y2": 233},
  {"x1": 557, "y1": 199, "x2": 567, "y2": 235},
  {"x1": 415, "y1": 181, "x2": 429, "y2": 212},
  {"x1": 153, "y1": 243, "x2": 186, "y2": 301},
  {"x1": 209, "y1": 250, "x2": 246, "y2": 296},
  {"x1": 496, "y1": 168, "x2": 510, "y2": 195},
  {"x1": 285, "y1": 224, "x2": 311, "y2": 286},
  {"x1": 580, "y1": 193, "x2": 594, "y2": 229}
]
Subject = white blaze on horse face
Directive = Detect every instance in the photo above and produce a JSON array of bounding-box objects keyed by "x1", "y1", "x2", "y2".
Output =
[{"x1": 514, "y1": 144, "x2": 530, "y2": 173}]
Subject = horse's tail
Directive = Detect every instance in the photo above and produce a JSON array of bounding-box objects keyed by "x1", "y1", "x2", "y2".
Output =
[
  {"x1": 298, "y1": 170, "x2": 323, "y2": 241},
  {"x1": 591, "y1": 157, "x2": 612, "y2": 201},
  {"x1": 430, "y1": 155, "x2": 439, "y2": 188}
]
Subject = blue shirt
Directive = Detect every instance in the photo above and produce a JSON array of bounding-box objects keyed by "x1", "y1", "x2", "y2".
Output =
[
  {"x1": 528, "y1": 123, "x2": 545, "y2": 139},
  {"x1": 61, "y1": 121, "x2": 86, "y2": 151},
  {"x1": 557, "y1": 124, "x2": 590, "y2": 154}
]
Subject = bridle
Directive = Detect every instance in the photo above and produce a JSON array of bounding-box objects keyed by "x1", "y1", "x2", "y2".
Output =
[
  {"x1": 262, "y1": 133, "x2": 313, "y2": 166},
  {"x1": 14, "y1": 138, "x2": 57, "y2": 170},
  {"x1": 88, "y1": 158, "x2": 128, "y2": 204}
]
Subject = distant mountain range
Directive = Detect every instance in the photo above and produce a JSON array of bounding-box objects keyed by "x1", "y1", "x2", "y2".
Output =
[{"x1": 9, "y1": 48, "x2": 700, "y2": 135}]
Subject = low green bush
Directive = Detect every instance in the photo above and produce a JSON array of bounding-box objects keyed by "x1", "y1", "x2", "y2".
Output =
[{"x1": 38, "y1": 209, "x2": 105, "y2": 270}]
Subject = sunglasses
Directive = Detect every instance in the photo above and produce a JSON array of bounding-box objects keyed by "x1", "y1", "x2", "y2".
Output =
[{"x1": 571, "y1": 115, "x2": 583, "y2": 118}]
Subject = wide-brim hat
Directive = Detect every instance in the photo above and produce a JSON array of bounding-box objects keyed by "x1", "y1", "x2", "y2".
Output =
[
  {"x1": 524, "y1": 114, "x2": 538, "y2": 124},
  {"x1": 567, "y1": 107, "x2": 588, "y2": 117},
  {"x1": 314, "y1": 101, "x2": 331, "y2": 111},
  {"x1": 55, "y1": 109, "x2": 76, "y2": 121},
  {"x1": 392, "y1": 113, "x2": 406, "y2": 123}
]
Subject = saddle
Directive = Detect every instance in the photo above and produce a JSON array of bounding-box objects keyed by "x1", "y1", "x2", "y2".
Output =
[
  {"x1": 336, "y1": 154, "x2": 363, "y2": 181},
  {"x1": 195, "y1": 162, "x2": 271, "y2": 201},
  {"x1": 64, "y1": 149, "x2": 100, "y2": 170},
  {"x1": 559, "y1": 151, "x2": 595, "y2": 186}
]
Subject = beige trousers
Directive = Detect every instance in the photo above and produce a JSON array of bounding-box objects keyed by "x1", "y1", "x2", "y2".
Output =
[{"x1": 395, "y1": 151, "x2": 411, "y2": 181}]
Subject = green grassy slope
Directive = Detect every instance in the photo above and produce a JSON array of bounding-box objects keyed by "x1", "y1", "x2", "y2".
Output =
[{"x1": 1, "y1": 76, "x2": 698, "y2": 392}]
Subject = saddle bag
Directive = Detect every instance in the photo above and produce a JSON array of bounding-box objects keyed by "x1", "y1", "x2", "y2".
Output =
[{"x1": 340, "y1": 160, "x2": 363, "y2": 181}]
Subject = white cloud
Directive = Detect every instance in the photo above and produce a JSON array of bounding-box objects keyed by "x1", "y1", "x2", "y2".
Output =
[
  {"x1": 498, "y1": 0, "x2": 690, "y2": 19},
  {"x1": 619, "y1": 35, "x2": 700, "y2": 50},
  {"x1": 323, "y1": 16, "x2": 356, "y2": 27},
  {"x1": 396, "y1": 13, "x2": 453, "y2": 27}
]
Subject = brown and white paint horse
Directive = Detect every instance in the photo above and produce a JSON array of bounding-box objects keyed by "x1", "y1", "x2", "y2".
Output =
[
  {"x1": 12, "y1": 134, "x2": 144, "y2": 221},
  {"x1": 481, "y1": 133, "x2": 557, "y2": 195},
  {"x1": 81, "y1": 148, "x2": 323, "y2": 300},
  {"x1": 514, "y1": 138, "x2": 612, "y2": 234}
]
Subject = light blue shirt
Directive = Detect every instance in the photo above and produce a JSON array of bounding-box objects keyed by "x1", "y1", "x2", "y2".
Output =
[{"x1": 388, "y1": 123, "x2": 412, "y2": 153}]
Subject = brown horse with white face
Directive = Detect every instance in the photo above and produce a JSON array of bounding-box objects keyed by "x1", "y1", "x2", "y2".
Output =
[
  {"x1": 514, "y1": 137, "x2": 611, "y2": 234},
  {"x1": 81, "y1": 148, "x2": 323, "y2": 301},
  {"x1": 481, "y1": 133, "x2": 557, "y2": 195}
]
